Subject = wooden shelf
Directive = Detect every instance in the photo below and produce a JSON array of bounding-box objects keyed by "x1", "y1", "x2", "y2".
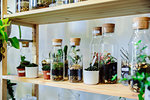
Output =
[
  {"x1": 2, "y1": 75, "x2": 138, "y2": 99},
  {"x1": 5, "y1": 0, "x2": 150, "y2": 26}
]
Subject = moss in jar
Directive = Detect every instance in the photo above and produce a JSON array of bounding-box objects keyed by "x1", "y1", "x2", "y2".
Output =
[{"x1": 69, "y1": 64, "x2": 83, "y2": 83}]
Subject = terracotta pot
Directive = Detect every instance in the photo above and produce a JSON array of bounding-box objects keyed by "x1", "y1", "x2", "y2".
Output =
[
  {"x1": 17, "y1": 68, "x2": 25, "y2": 77},
  {"x1": 43, "y1": 71, "x2": 50, "y2": 80}
]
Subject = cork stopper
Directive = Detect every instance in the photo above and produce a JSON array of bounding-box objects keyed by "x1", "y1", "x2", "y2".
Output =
[
  {"x1": 93, "y1": 27, "x2": 102, "y2": 36},
  {"x1": 22, "y1": 41, "x2": 29, "y2": 47},
  {"x1": 133, "y1": 17, "x2": 149, "y2": 29},
  {"x1": 102, "y1": 23, "x2": 115, "y2": 33},
  {"x1": 70, "y1": 38, "x2": 81, "y2": 46},
  {"x1": 52, "y1": 39, "x2": 62, "y2": 46}
]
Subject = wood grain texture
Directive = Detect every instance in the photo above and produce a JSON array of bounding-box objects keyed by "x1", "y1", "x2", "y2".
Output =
[
  {"x1": 4, "y1": 0, "x2": 150, "y2": 25},
  {"x1": 2, "y1": 75, "x2": 138, "y2": 99}
]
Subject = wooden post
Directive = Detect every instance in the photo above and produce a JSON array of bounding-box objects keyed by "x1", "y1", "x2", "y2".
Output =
[
  {"x1": 0, "y1": 0, "x2": 8, "y2": 100},
  {"x1": 32, "y1": 24, "x2": 39, "y2": 100}
]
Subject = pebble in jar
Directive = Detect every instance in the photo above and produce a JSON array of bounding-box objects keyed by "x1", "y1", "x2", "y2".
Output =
[
  {"x1": 51, "y1": 39, "x2": 63, "y2": 81},
  {"x1": 68, "y1": 38, "x2": 83, "y2": 83}
]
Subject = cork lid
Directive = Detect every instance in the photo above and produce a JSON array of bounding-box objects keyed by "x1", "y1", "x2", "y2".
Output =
[
  {"x1": 133, "y1": 17, "x2": 150, "y2": 29},
  {"x1": 22, "y1": 41, "x2": 29, "y2": 47},
  {"x1": 102, "y1": 23, "x2": 115, "y2": 33},
  {"x1": 93, "y1": 27, "x2": 102, "y2": 36},
  {"x1": 70, "y1": 38, "x2": 81, "y2": 46},
  {"x1": 52, "y1": 39, "x2": 62, "y2": 46}
]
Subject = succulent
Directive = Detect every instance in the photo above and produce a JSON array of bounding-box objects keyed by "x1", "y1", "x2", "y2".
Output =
[{"x1": 42, "y1": 65, "x2": 50, "y2": 71}]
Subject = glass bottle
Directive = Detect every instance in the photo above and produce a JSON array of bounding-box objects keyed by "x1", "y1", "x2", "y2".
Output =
[
  {"x1": 16, "y1": 0, "x2": 29, "y2": 12},
  {"x1": 68, "y1": 38, "x2": 83, "y2": 83},
  {"x1": 129, "y1": 17, "x2": 150, "y2": 92},
  {"x1": 51, "y1": 39, "x2": 63, "y2": 81},
  {"x1": 89, "y1": 27, "x2": 102, "y2": 69},
  {"x1": 99, "y1": 23, "x2": 118, "y2": 84}
]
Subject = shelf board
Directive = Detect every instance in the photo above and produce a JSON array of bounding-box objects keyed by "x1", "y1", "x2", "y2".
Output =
[
  {"x1": 2, "y1": 75, "x2": 138, "y2": 99},
  {"x1": 4, "y1": 0, "x2": 150, "y2": 25}
]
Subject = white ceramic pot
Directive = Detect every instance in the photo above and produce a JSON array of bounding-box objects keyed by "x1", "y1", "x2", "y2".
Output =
[
  {"x1": 25, "y1": 67, "x2": 38, "y2": 78},
  {"x1": 83, "y1": 70, "x2": 99, "y2": 85}
]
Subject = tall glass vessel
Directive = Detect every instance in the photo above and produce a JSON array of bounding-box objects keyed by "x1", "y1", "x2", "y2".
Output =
[
  {"x1": 129, "y1": 17, "x2": 150, "y2": 92},
  {"x1": 68, "y1": 38, "x2": 83, "y2": 83},
  {"x1": 99, "y1": 23, "x2": 118, "y2": 84},
  {"x1": 51, "y1": 39, "x2": 63, "y2": 81}
]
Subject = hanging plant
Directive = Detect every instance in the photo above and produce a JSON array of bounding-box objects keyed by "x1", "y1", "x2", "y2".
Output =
[{"x1": 0, "y1": 18, "x2": 20, "y2": 61}]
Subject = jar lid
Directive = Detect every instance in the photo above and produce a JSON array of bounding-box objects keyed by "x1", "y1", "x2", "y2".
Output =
[
  {"x1": 70, "y1": 38, "x2": 81, "y2": 46},
  {"x1": 93, "y1": 27, "x2": 102, "y2": 36},
  {"x1": 52, "y1": 39, "x2": 62, "y2": 46},
  {"x1": 133, "y1": 17, "x2": 150, "y2": 29},
  {"x1": 102, "y1": 23, "x2": 115, "y2": 33}
]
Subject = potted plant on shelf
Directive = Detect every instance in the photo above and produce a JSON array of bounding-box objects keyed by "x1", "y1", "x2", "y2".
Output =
[
  {"x1": 0, "y1": 18, "x2": 20, "y2": 61},
  {"x1": 42, "y1": 65, "x2": 50, "y2": 80},
  {"x1": 25, "y1": 63, "x2": 38, "y2": 78}
]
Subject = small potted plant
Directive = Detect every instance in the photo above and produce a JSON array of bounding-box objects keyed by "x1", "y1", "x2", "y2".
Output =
[
  {"x1": 25, "y1": 63, "x2": 38, "y2": 78},
  {"x1": 84, "y1": 65, "x2": 99, "y2": 85},
  {"x1": 17, "y1": 56, "x2": 30, "y2": 77},
  {"x1": 42, "y1": 65, "x2": 50, "y2": 80}
]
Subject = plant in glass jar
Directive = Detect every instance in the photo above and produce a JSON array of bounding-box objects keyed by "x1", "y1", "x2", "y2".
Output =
[
  {"x1": 128, "y1": 17, "x2": 150, "y2": 92},
  {"x1": 68, "y1": 38, "x2": 83, "y2": 83},
  {"x1": 51, "y1": 39, "x2": 64, "y2": 81},
  {"x1": 99, "y1": 23, "x2": 118, "y2": 84}
]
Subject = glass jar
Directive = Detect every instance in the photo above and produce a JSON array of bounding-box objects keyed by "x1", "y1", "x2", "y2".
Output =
[
  {"x1": 68, "y1": 38, "x2": 83, "y2": 83},
  {"x1": 99, "y1": 23, "x2": 118, "y2": 84},
  {"x1": 16, "y1": 0, "x2": 29, "y2": 12},
  {"x1": 51, "y1": 39, "x2": 63, "y2": 81},
  {"x1": 29, "y1": 0, "x2": 54, "y2": 9},
  {"x1": 89, "y1": 27, "x2": 102, "y2": 69},
  {"x1": 129, "y1": 17, "x2": 150, "y2": 92}
]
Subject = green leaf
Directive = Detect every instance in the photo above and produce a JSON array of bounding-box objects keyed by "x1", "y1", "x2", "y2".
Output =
[
  {"x1": 18, "y1": 25, "x2": 21, "y2": 39},
  {"x1": 135, "y1": 40, "x2": 142, "y2": 46},
  {"x1": 0, "y1": 30, "x2": 6, "y2": 40},
  {"x1": 2, "y1": 18, "x2": 9, "y2": 24},
  {"x1": 9, "y1": 37, "x2": 20, "y2": 49},
  {"x1": 141, "y1": 46, "x2": 147, "y2": 51},
  {"x1": 4, "y1": 32, "x2": 8, "y2": 42},
  {"x1": 21, "y1": 56, "x2": 25, "y2": 62},
  {"x1": 0, "y1": 20, "x2": 3, "y2": 26},
  {"x1": 111, "y1": 74, "x2": 117, "y2": 81}
]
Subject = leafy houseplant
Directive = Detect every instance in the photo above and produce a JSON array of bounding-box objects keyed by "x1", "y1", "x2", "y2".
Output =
[
  {"x1": 7, "y1": 80, "x2": 17, "y2": 100},
  {"x1": 99, "y1": 53, "x2": 117, "y2": 84},
  {"x1": 25, "y1": 62, "x2": 38, "y2": 78},
  {"x1": 0, "y1": 18, "x2": 19, "y2": 61},
  {"x1": 17, "y1": 56, "x2": 30, "y2": 77},
  {"x1": 42, "y1": 65, "x2": 50, "y2": 80}
]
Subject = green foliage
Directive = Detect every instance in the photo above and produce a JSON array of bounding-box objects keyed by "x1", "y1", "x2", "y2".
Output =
[
  {"x1": 27, "y1": 63, "x2": 38, "y2": 67},
  {"x1": 111, "y1": 74, "x2": 117, "y2": 81},
  {"x1": 17, "y1": 56, "x2": 30, "y2": 69},
  {"x1": 85, "y1": 66, "x2": 99, "y2": 71},
  {"x1": 42, "y1": 65, "x2": 50, "y2": 71},
  {"x1": 9, "y1": 37, "x2": 19, "y2": 49},
  {"x1": 7, "y1": 80, "x2": 16, "y2": 100},
  {"x1": 64, "y1": 45, "x2": 68, "y2": 60},
  {"x1": 100, "y1": 53, "x2": 117, "y2": 65}
]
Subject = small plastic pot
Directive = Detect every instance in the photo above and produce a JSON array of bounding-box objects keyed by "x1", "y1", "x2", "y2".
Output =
[
  {"x1": 43, "y1": 70, "x2": 50, "y2": 80},
  {"x1": 17, "y1": 68, "x2": 25, "y2": 77},
  {"x1": 25, "y1": 67, "x2": 38, "y2": 78},
  {"x1": 84, "y1": 70, "x2": 99, "y2": 85}
]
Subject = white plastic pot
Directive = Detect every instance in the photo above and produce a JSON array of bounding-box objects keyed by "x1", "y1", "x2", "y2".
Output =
[
  {"x1": 25, "y1": 67, "x2": 38, "y2": 78},
  {"x1": 83, "y1": 70, "x2": 99, "y2": 85}
]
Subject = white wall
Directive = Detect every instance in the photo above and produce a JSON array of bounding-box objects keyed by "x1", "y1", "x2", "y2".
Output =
[{"x1": 5, "y1": 0, "x2": 150, "y2": 100}]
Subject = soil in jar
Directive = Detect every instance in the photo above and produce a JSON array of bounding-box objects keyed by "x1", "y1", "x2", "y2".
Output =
[
  {"x1": 101, "y1": 62, "x2": 117, "y2": 84},
  {"x1": 69, "y1": 64, "x2": 83, "y2": 83},
  {"x1": 130, "y1": 63, "x2": 150, "y2": 92},
  {"x1": 52, "y1": 62, "x2": 63, "y2": 81}
]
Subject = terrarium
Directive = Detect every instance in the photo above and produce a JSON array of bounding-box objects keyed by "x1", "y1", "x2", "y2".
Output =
[
  {"x1": 99, "y1": 23, "x2": 118, "y2": 84},
  {"x1": 51, "y1": 39, "x2": 63, "y2": 81},
  {"x1": 68, "y1": 38, "x2": 83, "y2": 83},
  {"x1": 16, "y1": 0, "x2": 29, "y2": 12},
  {"x1": 128, "y1": 17, "x2": 150, "y2": 92}
]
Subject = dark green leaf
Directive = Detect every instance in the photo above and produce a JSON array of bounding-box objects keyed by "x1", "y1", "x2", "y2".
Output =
[{"x1": 9, "y1": 37, "x2": 20, "y2": 49}]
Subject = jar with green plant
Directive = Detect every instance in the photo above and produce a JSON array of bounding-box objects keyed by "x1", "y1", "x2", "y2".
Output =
[
  {"x1": 128, "y1": 17, "x2": 150, "y2": 92},
  {"x1": 51, "y1": 39, "x2": 63, "y2": 81},
  {"x1": 0, "y1": 18, "x2": 20, "y2": 62},
  {"x1": 68, "y1": 38, "x2": 83, "y2": 83},
  {"x1": 99, "y1": 23, "x2": 118, "y2": 84}
]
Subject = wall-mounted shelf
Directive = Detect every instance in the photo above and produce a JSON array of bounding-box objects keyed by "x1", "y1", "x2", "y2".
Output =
[
  {"x1": 2, "y1": 75, "x2": 138, "y2": 99},
  {"x1": 5, "y1": 0, "x2": 150, "y2": 26}
]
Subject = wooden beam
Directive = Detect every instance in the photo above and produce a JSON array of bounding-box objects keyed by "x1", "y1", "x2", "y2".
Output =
[
  {"x1": 32, "y1": 24, "x2": 39, "y2": 100},
  {"x1": 0, "y1": 0, "x2": 8, "y2": 100}
]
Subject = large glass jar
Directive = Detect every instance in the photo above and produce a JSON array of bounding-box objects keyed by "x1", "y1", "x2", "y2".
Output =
[
  {"x1": 29, "y1": 0, "x2": 54, "y2": 9},
  {"x1": 16, "y1": 0, "x2": 29, "y2": 12},
  {"x1": 51, "y1": 39, "x2": 63, "y2": 81},
  {"x1": 89, "y1": 27, "x2": 102, "y2": 69},
  {"x1": 129, "y1": 17, "x2": 150, "y2": 92},
  {"x1": 68, "y1": 38, "x2": 83, "y2": 83},
  {"x1": 99, "y1": 23, "x2": 118, "y2": 84}
]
